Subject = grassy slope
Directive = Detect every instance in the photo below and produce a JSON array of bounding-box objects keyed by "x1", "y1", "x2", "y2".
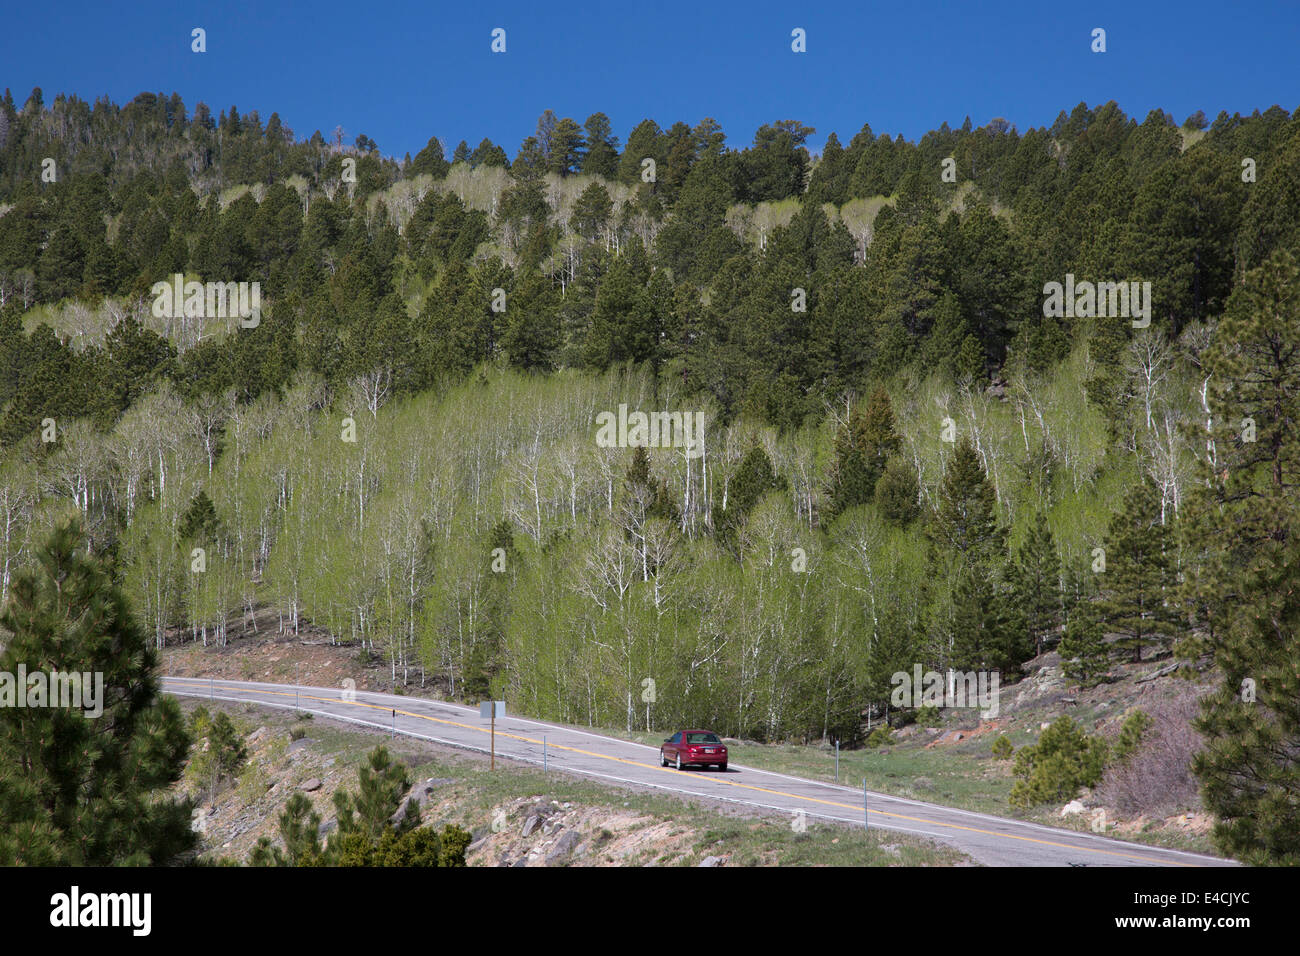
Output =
[{"x1": 185, "y1": 699, "x2": 970, "y2": 867}]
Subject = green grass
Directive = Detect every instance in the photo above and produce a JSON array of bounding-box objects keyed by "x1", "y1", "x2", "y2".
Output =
[
  {"x1": 216, "y1": 697, "x2": 1224, "y2": 862},
  {"x1": 563, "y1": 720, "x2": 1227, "y2": 857},
  {"x1": 206, "y1": 701, "x2": 969, "y2": 866},
  {"x1": 577, "y1": 722, "x2": 1018, "y2": 815}
]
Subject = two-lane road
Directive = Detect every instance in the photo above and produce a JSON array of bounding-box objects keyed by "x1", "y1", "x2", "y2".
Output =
[{"x1": 164, "y1": 676, "x2": 1237, "y2": 868}]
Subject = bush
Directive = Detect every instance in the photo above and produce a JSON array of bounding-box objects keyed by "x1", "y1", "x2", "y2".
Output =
[
  {"x1": 1113, "y1": 709, "x2": 1152, "y2": 762},
  {"x1": 1096, "y1": 692, "x2": 1203, "y2": 815},
  {"x1": 186, "y1": 708, "x2": 246, "y2": 797},
  {"x1": 209, "y1": 712, "x2": 247, "y2": 780},
  {"x1": 249, "y1": 745, "x2": 471, "y2": 867},
  {"x1": 991, "y1": 734, "x2": 1014, "y2": 760},
  {"x1": 289, "y1": 726, "x2": 307, "y2": 741},
  {"x1": 916, "y1": 705, "x2": 941, "y2": 728},
  {"x1": 1060, "y1": 605, "x2": 1110, "y2": 687},
  {"x1": 866, "y1": 726, "x2": 894, "y2": 748},
  {"x1": 1009, "y1": 716, "x2": 1108, "y2": 808}
]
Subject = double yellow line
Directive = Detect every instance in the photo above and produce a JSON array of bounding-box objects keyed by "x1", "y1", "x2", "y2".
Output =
[{"x1": 167, "y1": 678, "x2": 1201, "y2": 867}]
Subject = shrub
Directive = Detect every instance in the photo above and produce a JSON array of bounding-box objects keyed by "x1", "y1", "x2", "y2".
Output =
[
  {"x1": 1096, "y1": 692, "x2": 1203, "y2": 816},
  {"x1": 209, "y1": 712, "x2": 248, "y2": 780},
  {"x1": 1009, "y1": 716, "x2": 1108, "y2": 808},
  {"x1": 866, "y1": 726, "x2": 894, "y2": 748},
  {"x1": 991, "y1": 734, "x2": 1014, "y2": 760},
  {"x1": 916, "y1": 705, "x2": 941, "y2": 728},
  {"x1": 1113, "y1": 709, "x2": 1152, "y2": 762}
]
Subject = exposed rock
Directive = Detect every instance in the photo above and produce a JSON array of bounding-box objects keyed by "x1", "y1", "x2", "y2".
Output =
[
  {"x1": 698, "y1": 855, "x2": 723, "y2": 867},
  {"x1": 522, "y1": 815, "x2": 540, "y2": 837},
  {"x1": 299, "y1": 778, "x2": 322, "y2": 792},
  {"x1": 1061, "y1": 800, "x2": 1087, "y2": 816},
  {"x1": 1136, "y1": 663, "x2": 1180, "y2": 683},
  {"x1": 406, "y1": 777, "x2": 454, "y2": 804},
  {"x1": 545, "y1": 830, "x2": 581, "y2": 865}
]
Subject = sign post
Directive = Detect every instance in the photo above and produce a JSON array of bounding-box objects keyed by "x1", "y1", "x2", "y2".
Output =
[{"x1": 480, "y1": 701, "x2": 505, "y2": 769}]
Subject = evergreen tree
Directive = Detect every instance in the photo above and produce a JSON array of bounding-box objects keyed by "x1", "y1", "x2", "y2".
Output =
[
  {"x1": 950, "y1": 561, "x2": 1020, "y2": 671},
  {"x1": 179, "y1": 489, "x2": 222, "y2": 543},
  {"x1": 0, "y1": 518, "x2": 196, "y2": 865},
  {"x1": 716, "y1": 447, "x2": 786, "y2": 552},
  {"x1": 1187, "y1": 250, "x2": 1300, "y2": 865},
  {"x1": 1058, "y1": 599, "x2": 1110, "y2": 687},
  {"x1": 930, "y1": 437, "x2": 1002, "y2": 562},
  {"x1": 875, "y1": 459, "x2": 920, "y2": 526},
  {"x1": 1192, "y1": 537, "x2": 1300, "y2": 864},
  {"x1": 410, "y1": 136, "x2": 450, "y2": 178},
  {"x1": 1097, "y1": 481, "x2": 1179, "y2": 663},
  {"x1": 1011, "y1": 510, "x2": 1062, "y2": 657},
  {"x1": 333, "y1": 745, "x2": 420, "y2": 841},
  {"x1": 824, "y1": 386, "x2": 899, "y2": 523},
  {"x1": 580, "y1": 112, "x2": 619, "y2": 178}
]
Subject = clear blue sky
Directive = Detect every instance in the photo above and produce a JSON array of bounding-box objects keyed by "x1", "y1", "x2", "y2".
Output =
[{"x1": 3, "y1": 0, "x2": 1297, "y2": 157}]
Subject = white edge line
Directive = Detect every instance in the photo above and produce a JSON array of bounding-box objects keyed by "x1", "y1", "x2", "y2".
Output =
[{"x1": 164, "y1": 679, "x2": 1235, "y2": 866}]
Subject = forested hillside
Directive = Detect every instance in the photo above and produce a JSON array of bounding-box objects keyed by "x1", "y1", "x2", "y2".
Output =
[{"x1": 2, "y1": 88, "x2": 1299, "y2": 860}]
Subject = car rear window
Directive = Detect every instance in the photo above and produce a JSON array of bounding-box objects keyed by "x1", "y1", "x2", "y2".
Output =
[{"x1": 686, "y1": 733, "x2": 721, "y2": 744}]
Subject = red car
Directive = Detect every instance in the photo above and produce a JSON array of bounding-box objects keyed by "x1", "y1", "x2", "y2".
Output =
[{"x1": 660, "y1": 729, "x2": 728, "y2": 771}]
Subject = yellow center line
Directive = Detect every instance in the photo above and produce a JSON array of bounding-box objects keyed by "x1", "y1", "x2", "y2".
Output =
[{"x1": 169, "y1": 679, "x2": 1196, "y2": 867}]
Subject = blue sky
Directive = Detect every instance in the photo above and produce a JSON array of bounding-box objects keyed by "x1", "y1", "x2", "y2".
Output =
[{"x1": 3, "y1": 1, "x2": 1297, "y2": 157}]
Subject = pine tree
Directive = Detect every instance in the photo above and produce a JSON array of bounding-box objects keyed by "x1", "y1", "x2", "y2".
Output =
[
  {"x1": 825, "y1": 386, "x2": 900, "y2": 522},
  {"x1": 333, "y1": 745, "x2": 420, "y2": 842},
  {"x1": 1187, "y1": 250, "x2": 1300, "y2": 865},
  {"x1": 1011, "y1": 510, "x2": 1062, "y2": 657},
  {"x1": 0, "y1": 517, "x2": 196, "y2": 865},
  {"x1": 250, "y1": 793, "x2": 323, "y2": 866},
  {"x1": 1058, "y1": 599, "x2": 1110, "y2": 687},
  {"x1": 1097, "y1": 481, "x2": 1179, "y2": 663},
  {"x1": 716, "y1": 446, "x2": 786, "y2": 552},
  {"x1": 950, "y1": 561, "x2": 1020, "y2": 671},
  {"x1": 179, "y1": 489, "x2": 222, "y2": 543},
  {"x1": 1191, "y1": 537, "x2": 1300, "y2": 864},
  {"x1": 875, "y1": 458, "x2": 920, "y2": 526},
  {"x1": 930, "y1": 437, "x2": 1003, "y2": 562},
  {"x1": 208, "y1": 711, "x2": 247, "y2": 781}
]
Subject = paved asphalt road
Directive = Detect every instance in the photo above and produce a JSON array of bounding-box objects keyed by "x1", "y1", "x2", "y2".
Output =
[{"x1": 164, "y1": 676, "x2": 1237, "y2": 868}]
